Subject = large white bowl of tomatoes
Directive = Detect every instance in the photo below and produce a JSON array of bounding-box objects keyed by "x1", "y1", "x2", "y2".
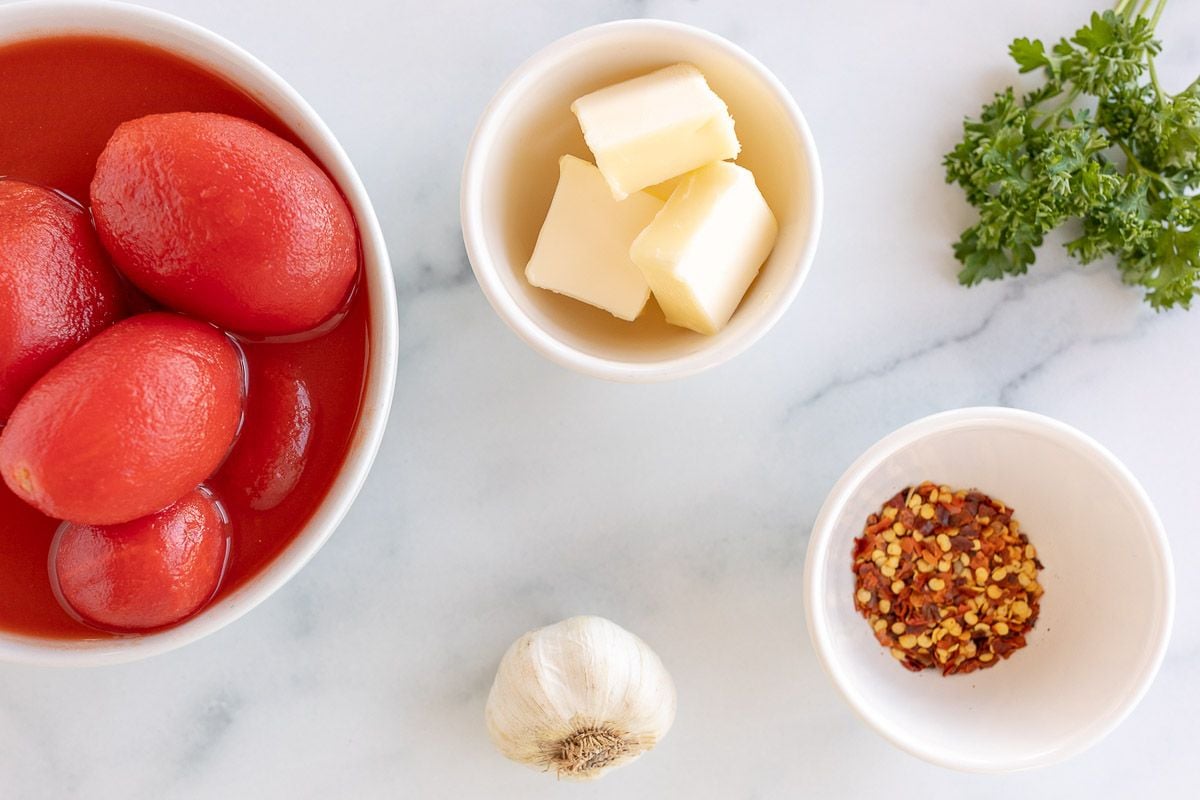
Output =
[{"x1": 0, "y1": 0, "x2": 397, "y2": 665}]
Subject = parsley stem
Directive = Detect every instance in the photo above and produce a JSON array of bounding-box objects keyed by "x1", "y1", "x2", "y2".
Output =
[
  {"x1": 1148, "y1": 57, "x2": 1166, "y2": 106},
  {"x1": 1119, "y1": 141, "x2": 1180, "y2": 197},
  {"x1": 1034, "y1": 88, "x2": 1081, "y2": 130},
  {"x1": 1136, "y1": 0, "x2": 1154, "y2": 17},
  {"x1": 1149, "y1": 0, "x2": 1168, "y2": 30}
]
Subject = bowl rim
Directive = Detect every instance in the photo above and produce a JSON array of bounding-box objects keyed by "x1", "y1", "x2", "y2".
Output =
[
  {"x1": 803, "y1": 406, "x2": 1175, "y2": 772},
  {"x1": 0, "y1": 0, "x2": 399, "y2": 666},
  {"x1": 459, "y1": 18, "x2": 824, "y2": 383}
]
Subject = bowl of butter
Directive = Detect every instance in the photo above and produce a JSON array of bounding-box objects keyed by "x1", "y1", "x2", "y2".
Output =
[{"x1": 461, "y1": 19, "x2": 823, "y2": 381}]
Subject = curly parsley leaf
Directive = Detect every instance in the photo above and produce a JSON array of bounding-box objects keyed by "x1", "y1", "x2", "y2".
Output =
[
  {"x1": 945, "y1": 0, "x2": 1199, "y2": 309},
  {"x1": 1010, "y1": 38, "x2": 1051, "y2": 73}
]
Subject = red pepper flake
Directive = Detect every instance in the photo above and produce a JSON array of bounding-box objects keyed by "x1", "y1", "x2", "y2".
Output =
[{"x1": 851, "y1": 481, "x2": 1045, "y2": 676}]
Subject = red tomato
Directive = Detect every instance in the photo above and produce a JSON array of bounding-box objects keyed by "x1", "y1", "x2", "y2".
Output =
[
  {"x1": 90, "y1": 112, "x2": 358, "y2": 337},
  {"x1": 218, "y1": 360, "x2": 314, "y2": 511},
  {"x1": 0, "y1": 180, "x2": 126, "y2": 421},
  {"x1": 52, "y1": 488, "x2": 228, "y2": 631},
  {"x1": 0, "y1": 313, "x2": 244, "y2": 525}
]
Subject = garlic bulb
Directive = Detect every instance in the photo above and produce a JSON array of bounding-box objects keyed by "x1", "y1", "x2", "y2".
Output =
[{"x1": 485, "y1": 615, "x2": 677, "y2": 781}]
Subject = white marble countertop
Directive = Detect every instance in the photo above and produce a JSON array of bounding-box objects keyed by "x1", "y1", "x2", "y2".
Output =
[{"x1": 1, "y1": 0, "x2": 1197, "y2": 796}]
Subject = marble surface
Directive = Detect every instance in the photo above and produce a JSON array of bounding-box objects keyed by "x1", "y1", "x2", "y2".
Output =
[{"x1": 1, "y1": 0, "x2": 1197, "y2": 796}]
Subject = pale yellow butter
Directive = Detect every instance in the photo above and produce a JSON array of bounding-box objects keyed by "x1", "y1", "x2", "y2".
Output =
[
  {"x1": 571, "y1": 64, "x2": 740, "y2": 200},
  {"x1": 629, "y1": 162, "x2": 778, "y2": 335},
  {"x1": 644, "y1": 174, "x2": 685, "y2": 202},
  {"x1": 525, "y1": 155, "x2": 665, "y2": 321}
]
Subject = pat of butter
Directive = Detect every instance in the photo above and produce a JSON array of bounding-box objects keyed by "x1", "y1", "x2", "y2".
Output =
[
  {"x1": 630, "y1": 162, "x2": 778, "y2": 335},
  {"x1": 525, "y1": 155, "x2": 664, "y2": 321},
  {"x1": 571, "y1": 64, "x2": 740, "y2": 200},
  {"x1": 644, "y1": 175, "x2": 685, "y2": 202}
]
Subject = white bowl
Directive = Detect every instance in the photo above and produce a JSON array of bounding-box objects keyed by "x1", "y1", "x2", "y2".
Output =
[
  {"x1": 804, "y1": 407, "x2": 1174, "y2": 772},
  {"x1": 0, "y1": 0, "x2": 398, "y2": 665},
  {"x1": 460, "y1": 19, "x2": 823, "y2": 382}
]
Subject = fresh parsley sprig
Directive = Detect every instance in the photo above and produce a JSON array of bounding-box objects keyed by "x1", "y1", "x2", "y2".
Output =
[{"x1": 944, "y1": 0, "x2": 1200, "y2": 309}]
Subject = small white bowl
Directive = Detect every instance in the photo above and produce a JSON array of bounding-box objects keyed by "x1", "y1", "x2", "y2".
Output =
[
  {"x1": 804, "y1": 407, "x2": 1174, "y2": 772},
  {"x1": 0, "y1": 0, "x2": 398, "y2": 665},
  {"x1": 461, "y1": 20, "x2": 823, "y2": 382}
]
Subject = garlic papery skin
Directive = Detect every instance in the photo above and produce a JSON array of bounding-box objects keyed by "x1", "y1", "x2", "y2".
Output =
[{"x1": 484, "y1": 615, "x2": 677, "y2": 781}]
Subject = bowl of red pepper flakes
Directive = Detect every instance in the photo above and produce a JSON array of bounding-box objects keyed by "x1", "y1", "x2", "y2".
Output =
[
  {"x1": 852, "y1": 482, "x2": 1044, "y2": 675},
  {"x1": 804, "y1": 408, "x2": 1174, "y2": 772}
]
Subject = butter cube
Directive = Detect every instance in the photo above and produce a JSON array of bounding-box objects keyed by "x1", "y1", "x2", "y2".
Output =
[
  {"x1": 630, "y1": 162, "x2": 778, "y2": 335},
  {"x1": 525, "y1": 155, "x2": 664, "y2": 321},
  {"x1": 571, "y1": 64, "x2": 740, "y2": 200},
  {"x1": 644, "y1": 175, "x2": 685, "y2": 202}
]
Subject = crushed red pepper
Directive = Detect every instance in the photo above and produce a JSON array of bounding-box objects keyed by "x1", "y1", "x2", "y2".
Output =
[{"x1": 852, "y1": 482, "x2": 1044, "y2": 676}]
